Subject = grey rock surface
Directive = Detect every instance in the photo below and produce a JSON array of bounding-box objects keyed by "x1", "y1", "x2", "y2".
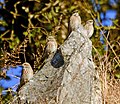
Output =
[{"x1": 12, "y1": 29, "x2": 102, "y2": 104}]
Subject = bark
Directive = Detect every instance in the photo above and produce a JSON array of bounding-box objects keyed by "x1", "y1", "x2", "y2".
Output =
[{"x1": 11, "y1": 30, "x2": 102, "y2": 104}]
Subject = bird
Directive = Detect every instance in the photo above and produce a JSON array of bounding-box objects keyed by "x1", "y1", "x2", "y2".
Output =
[
  {"x1": 43, "y1": 35, "x2": 57, "y2": 59},
  {"x1": 20, "y1": 62, "x2": 33, "y2": 87},
  {"x1": 68, "y1": 12, "x2": 81, "y2": 34},
  {"x1": 84, "y1": 20, "x2": 94, "y2": 38}
]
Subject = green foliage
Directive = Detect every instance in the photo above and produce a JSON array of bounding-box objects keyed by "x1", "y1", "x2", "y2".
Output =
[
  {"x1": 115, "y1": 72, "x2": 120, "y2": 79},
  {"x1": 9, "y1": 37, "x2": 20, "y2": 50},
  {"x1": 0, "y1": 87, "x2": 4, "y2": 94}
]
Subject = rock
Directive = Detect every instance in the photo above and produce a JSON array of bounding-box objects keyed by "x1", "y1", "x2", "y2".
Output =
[{"x1": 11, "y1": 29, "x2": 102, "y2": 104}]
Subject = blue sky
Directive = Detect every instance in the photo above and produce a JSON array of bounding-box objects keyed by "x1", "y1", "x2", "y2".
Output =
[{"x1": 0, "y1": 66, "x2": 22, "y2": 94}]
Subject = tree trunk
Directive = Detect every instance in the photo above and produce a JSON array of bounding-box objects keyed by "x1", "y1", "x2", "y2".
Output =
[{"x1": 12, "y1": 30, "x2": 102, "y2": 104}]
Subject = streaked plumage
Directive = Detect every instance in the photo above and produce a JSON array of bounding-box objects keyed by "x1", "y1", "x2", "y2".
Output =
[
  {"x1": 68, "y1": 12, "x2": 81, "y2": 34},
  {"x1": 20, "y1": 62, "x2": 33, "y2": 86},
  {"x1": 43, "y1": 36, "x2": 57, "y2": 58},
  {"x1": 84, "y1": 20, "x2": 94, "y2": 38}
]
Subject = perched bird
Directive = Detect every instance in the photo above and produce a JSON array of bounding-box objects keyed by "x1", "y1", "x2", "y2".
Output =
[
  {"x1": 20, "y1": 62, "x2": 33, "y2": 87},
  {"x1": 68, "y1": 12, "x2": 81, "y2": 34},
  {"x1": 84, "y1": 20, "x2": 94, "y2": 38},
  {"x1": 43, "y1": 35, "x2": 57, "y2": 58}
]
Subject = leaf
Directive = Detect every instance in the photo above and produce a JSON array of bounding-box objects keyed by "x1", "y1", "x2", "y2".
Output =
[
  {"x1": 23, "y1": 32, "x2": 28, "y2": 36},
  {"x1": 115, "y1": 72, "x2": 120, "y2": 79}
]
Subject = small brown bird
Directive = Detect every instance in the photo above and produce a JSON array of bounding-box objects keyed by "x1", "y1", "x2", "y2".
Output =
[
  {"x1": 20, "y1": 62, "x2": 33, "y2": 86},
  {"x1": 68, "y1": 12, "x2": 81, "y2": 34},
  {"x1": 84, "y1": 20, "x2": 94, "y2": 38},
  {"x1": 43, "y1": 35, "x2": 57, "y2": 58}
]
